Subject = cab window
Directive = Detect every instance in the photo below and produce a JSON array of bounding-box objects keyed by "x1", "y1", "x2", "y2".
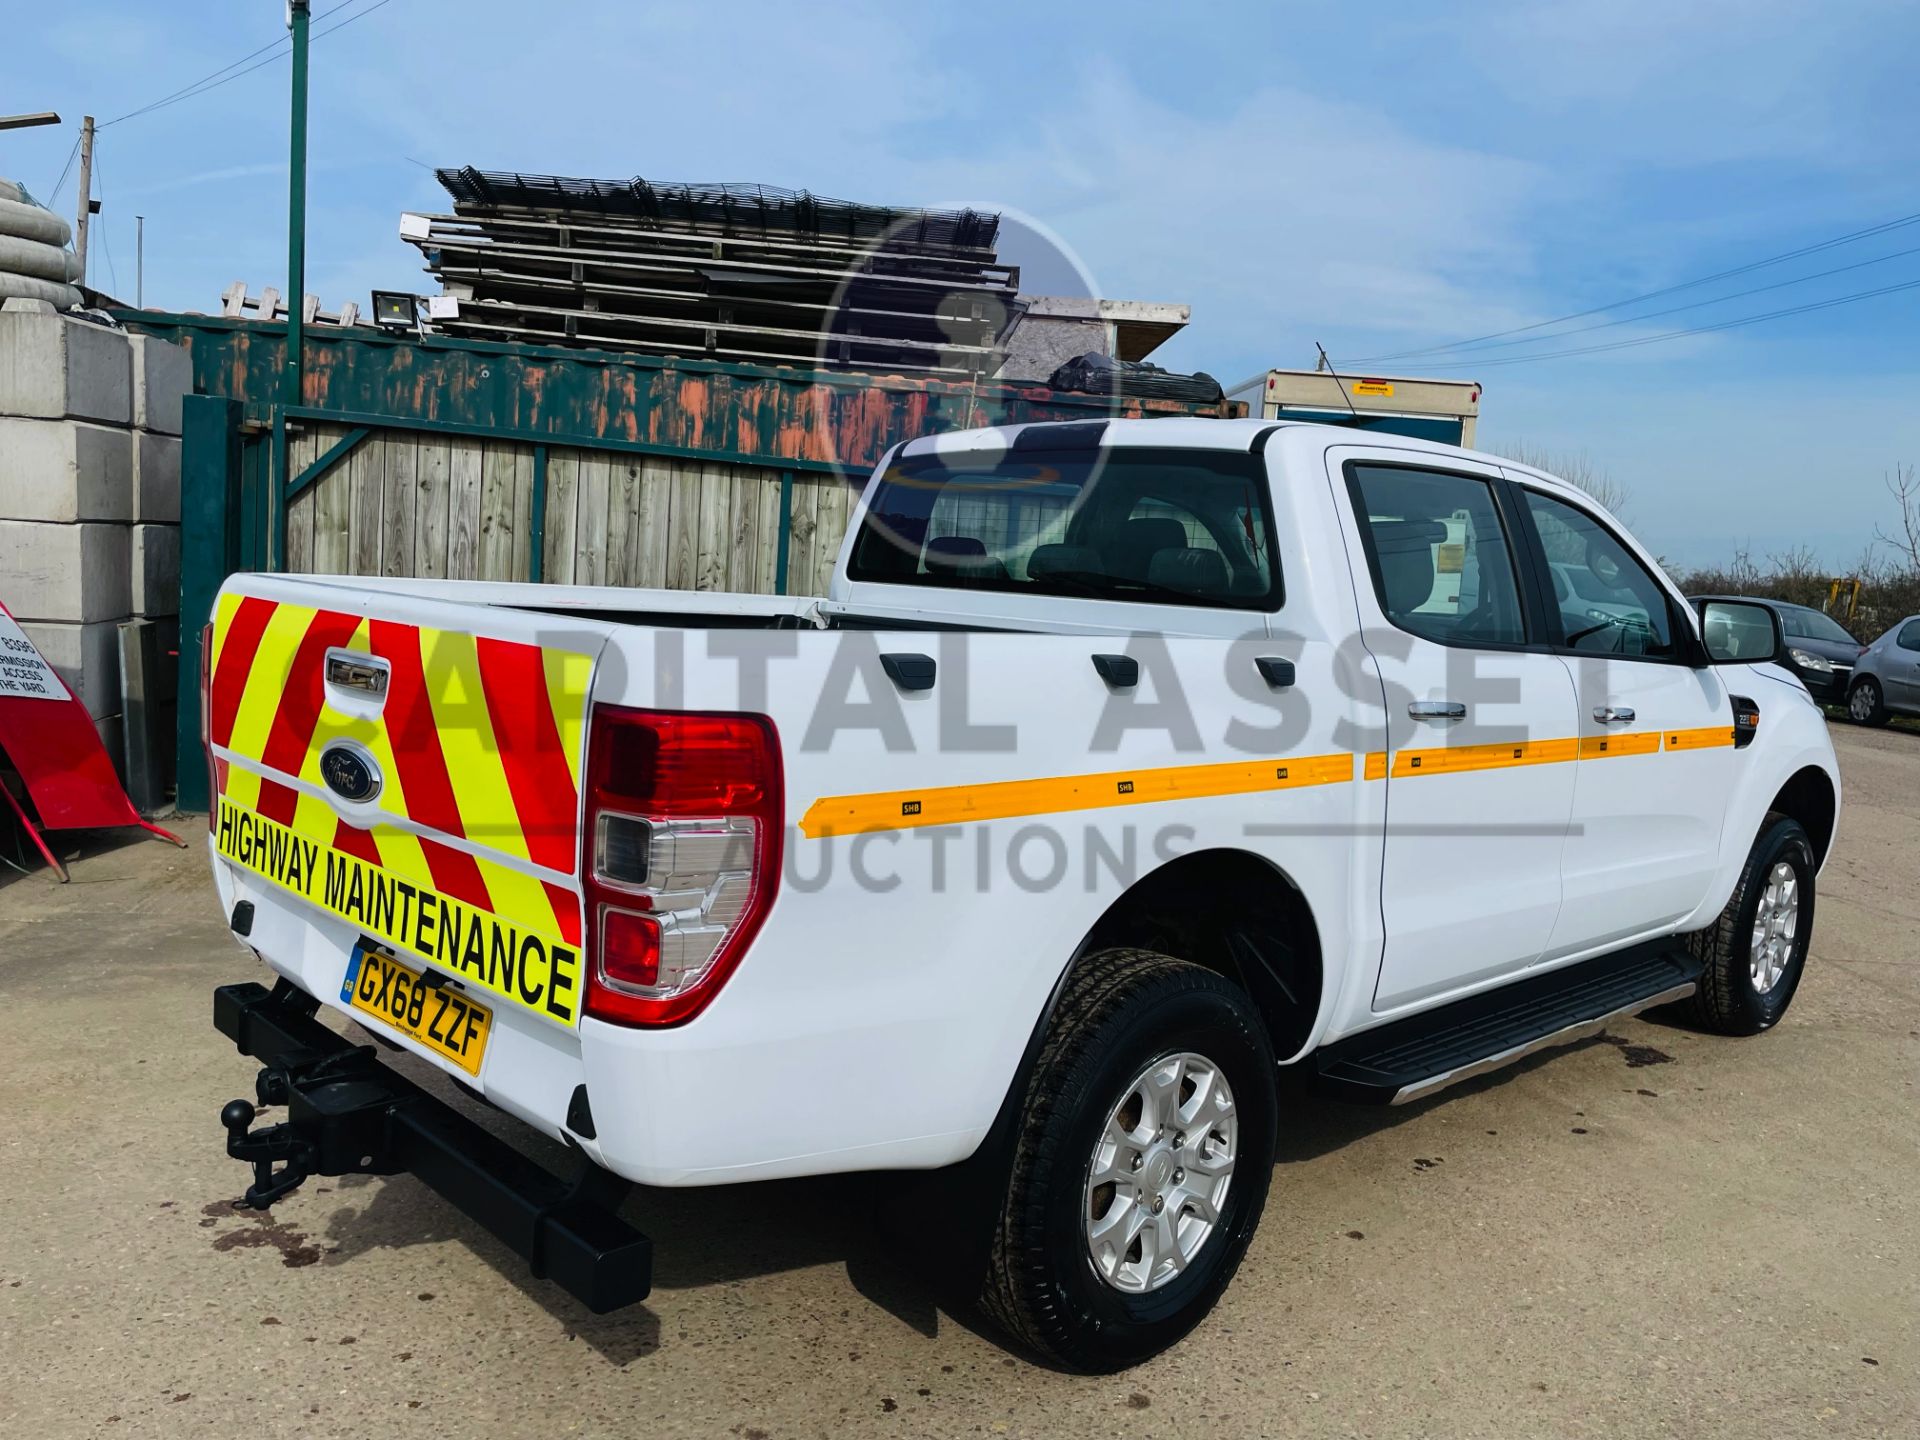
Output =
[
  {"x1": 1521, "y1": 489, "x2": 1678, "y2": 659},
  {"x1": 1347, "y1": 464, "x2": 1526, "y2": 647},
  {"x1": 849, "y1": 447, "x2": 1281, "y2": 610}
]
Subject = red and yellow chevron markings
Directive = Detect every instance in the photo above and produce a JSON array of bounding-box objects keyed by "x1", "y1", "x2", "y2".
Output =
[{"x1": 206, "y1": 592, "x2": 595, "y2": 1024}]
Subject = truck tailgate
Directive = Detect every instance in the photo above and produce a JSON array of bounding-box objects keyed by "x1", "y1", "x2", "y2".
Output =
[{"x1": 205, "y1": 574, "x2": 615, "y2": 1031}]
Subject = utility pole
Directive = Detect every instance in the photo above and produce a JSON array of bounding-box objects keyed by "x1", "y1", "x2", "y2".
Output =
[
  {"x1": 74, "y1": 115, "x2": 95, "y2": 284},
  {"x1": 276, "y1": 0, "x2": 312, "y2": 570},
  {"x1": 136, "y1": 215, "x2": 144, "y2": 308}
]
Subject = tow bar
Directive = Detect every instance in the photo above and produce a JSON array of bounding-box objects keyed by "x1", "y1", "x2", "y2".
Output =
[{"x1": 213, "y1": 979, "x2": 652, "y2": 1313}]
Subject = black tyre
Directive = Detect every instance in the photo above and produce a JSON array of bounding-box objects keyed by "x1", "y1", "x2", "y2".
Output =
[
  {"x1": 1685, "y1": 814, "x2": 1815, "y2": 1035},
  {"x1": 1847, "y1": 676, "x2": 1889, "y2": 726},
  {"x1": 981, "y1": 948, "x2": 1277, "y2": 1372}
]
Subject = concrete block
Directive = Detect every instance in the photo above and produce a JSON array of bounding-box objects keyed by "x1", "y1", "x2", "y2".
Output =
[
  {"x1": 132, "y1": 523, "x2": 180, "y2": 616},
  {"x1": 0, "y1": 417, "x2": 133, "y2": 522},
  {"x1": 133, "y1": 431, "x2": 180, "y2": 521},
  {"x1": 0, "y1": 519, "x2": 131, "y2": 622},
  {"x1": 130, "y1": 333, "x2": 191, "y2": 435},
  {"x1": 17, "y1": 618, "x2": 122, "y2": 719},
  {"x1": 0, "y1": 310, "x2": 131, "y2": 424}
]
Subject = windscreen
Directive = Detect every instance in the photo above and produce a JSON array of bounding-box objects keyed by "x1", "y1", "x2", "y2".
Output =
[{"x1": 845, "y1": 447, "x2": 1281, "y2": 610}]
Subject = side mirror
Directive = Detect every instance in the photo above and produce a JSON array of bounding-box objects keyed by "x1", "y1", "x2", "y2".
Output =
[{"x1": 1692, "y1": 599, "x2": 1783, "y2": 666}]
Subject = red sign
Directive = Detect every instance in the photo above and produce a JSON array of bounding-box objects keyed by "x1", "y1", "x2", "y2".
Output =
[{"x1": 0, "y1": 601, "x2": 183, "y2": 880}]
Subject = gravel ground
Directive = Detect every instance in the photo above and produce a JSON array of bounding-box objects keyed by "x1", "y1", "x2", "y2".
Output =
[{"x1": 2, "y1": 721, "x2": 1914, "y2": 1439}]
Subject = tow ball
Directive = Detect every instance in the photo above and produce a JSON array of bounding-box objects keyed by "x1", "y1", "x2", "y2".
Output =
[{"x1": 220, "y1": 1045, "x2": 406, "y2": 1209}]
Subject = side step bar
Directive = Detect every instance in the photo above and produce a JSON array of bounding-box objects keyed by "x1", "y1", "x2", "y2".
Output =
[
  {"x1": 1313, "y1": 942, "x2": 1702, "y2": 1105},
  {"x1": 213, "y1": 980, "x2": 652, "y2": 1314}
]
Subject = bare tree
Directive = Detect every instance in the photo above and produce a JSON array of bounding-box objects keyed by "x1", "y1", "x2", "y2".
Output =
[
  {"x1": 1491, "y1": 442, "x2": 1633, "y2": 518},
  {"x1": 1873, "y1": 463, "x2": 1920, "y2": 572}
]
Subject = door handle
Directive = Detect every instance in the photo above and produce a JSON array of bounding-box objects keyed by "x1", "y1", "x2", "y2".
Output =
[
  {"x1": 1408, "y1": 700, "x2": 1466, "y2": 721},
  {"x1": 1593, "y1": 706, "x2": 1636, "y2": 724}
]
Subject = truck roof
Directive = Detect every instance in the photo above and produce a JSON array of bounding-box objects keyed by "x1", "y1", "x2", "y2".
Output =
[{"x1": 898, "y1": 417, "x2": 1597, "y2": 512}]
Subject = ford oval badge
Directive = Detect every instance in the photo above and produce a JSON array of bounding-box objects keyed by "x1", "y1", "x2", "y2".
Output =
[{"x1": 320, "y1": 742, "x2": 381, "y2": 804}]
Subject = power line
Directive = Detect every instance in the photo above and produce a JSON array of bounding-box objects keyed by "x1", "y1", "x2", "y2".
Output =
[
  {"x1": 98, "y1": 0, "x2": 390, "y2": 130},
  {"x1": 1349, "y1": 209, "x2": 1920, "y2": 365},
  {"x1": 1415, "y1": 242, "x2": 1920, "y2": 359},
  {"x1": 42, "y1": 134, "x2": 80, "y2": 208},
  {"x1": 96, "y1": 146, "x2": 119, "y2": 295},
  {"x1": 1410, "y1": 277, "x2": 1920, "y2": 372}
]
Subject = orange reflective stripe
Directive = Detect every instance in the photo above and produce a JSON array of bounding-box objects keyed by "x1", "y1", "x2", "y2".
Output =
[
  {"x1": 1390, "y1": 736, "x2": 1579, "y2": 778},
  {"x1": 799, "y1": 751, "x2": 1353, "y2": 838},
  {"x1": 1578, "y1": 732, "x2": 1662, "y2": 759},
  {"x1": 1664, "y1": 725, "x2": 1736, "y2": 752}
]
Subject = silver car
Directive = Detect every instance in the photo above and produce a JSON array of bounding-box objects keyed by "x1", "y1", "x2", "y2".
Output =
[{"x1": 1846, "y1": 614, "x2": 1920, "y2": 724}]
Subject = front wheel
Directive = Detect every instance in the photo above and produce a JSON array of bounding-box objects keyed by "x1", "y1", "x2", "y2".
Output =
[
  {"x1": 981, "y1": 949, "x2": 1277, "y2": 1372},
  {"x1": 1684, "y1": 814, "x2": 1816, "y2": 1035},
  {"x1": 1848, "y1": 676, "x2": 1889, "y2": 726}
]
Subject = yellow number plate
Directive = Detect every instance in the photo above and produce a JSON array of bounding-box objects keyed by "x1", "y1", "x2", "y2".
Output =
[{"x1": 342, "y1": 946, "x2": 492, "y2": 1077}]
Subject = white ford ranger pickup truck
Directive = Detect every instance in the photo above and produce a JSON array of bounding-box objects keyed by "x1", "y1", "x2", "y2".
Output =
[{"x1": 201, "y1": 418, "x2": 1839, "y2": 1370}]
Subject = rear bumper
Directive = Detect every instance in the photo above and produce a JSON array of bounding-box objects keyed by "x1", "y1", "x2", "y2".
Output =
[{"x1": 213, "y1": 979, "x2": 652, "y2": 1314}]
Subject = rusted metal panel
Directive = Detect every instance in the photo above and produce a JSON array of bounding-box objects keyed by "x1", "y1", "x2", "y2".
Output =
[{"x1": 118, "y1": 312, "x2": 1235, "y2": 473}]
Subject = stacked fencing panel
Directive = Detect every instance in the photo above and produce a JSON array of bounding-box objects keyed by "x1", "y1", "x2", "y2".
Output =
[{"x1": 405, "y1": 169, "x2": 1023, "y2": 377}]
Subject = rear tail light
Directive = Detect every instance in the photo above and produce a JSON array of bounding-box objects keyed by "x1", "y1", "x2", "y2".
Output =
[
  {"x1": 200, "y1": 622, "x2": 221, "y2": 809},
  {"x1": 581, "y1": 706, "x2": 783, "y2": 1027}
]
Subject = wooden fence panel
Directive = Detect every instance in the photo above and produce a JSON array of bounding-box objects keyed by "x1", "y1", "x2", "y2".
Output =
[
  {"x1": 380, "y1": 434, "x2": 417, "y2": 577},
  {"x1": 636, "y1": 459, "x2": 675, "y2": 587},
  {"x1": 347, "y1": 439, "x2": 382, "y2": 576},
  {"x1": 415, "y1": 436, "x2": 451, "y2": 579},
  {"x1": 311, "y1": 433, "x2": 353, "y2": 575},
  {"x1": 509, "y1": 445, "x2": 533, "y2": 583},
  {"x1": 542, "y1": 448, "x2": 580, "y2": 586},
  {"x1": 755, "y1": 471, "x2": 781, "y2": 595},
  {"x1": 284, "y1": 425, "x2": 321, "y2": 575},
  {"x1": 446, "y1": 442, "x2": 483, "y2": 579},
  {"x1": 478, "y1": 441, "x2": 519, "y2": 581},
  {"x1": 281, "y1": 428, "x2": 839, "y2": 596},
  {"x1": 576, "y1": 452, "x2": 612, "y2": 588}
]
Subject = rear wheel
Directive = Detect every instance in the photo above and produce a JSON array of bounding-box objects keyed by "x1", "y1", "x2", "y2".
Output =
[
  {"x1": 1685, "y1": 814, "x2": 1815, "y2": 1035},
  {"x1": 981, "y1": 949, "x2": 1276, "y2": 1372},
  {"x1": 1847, "y1": 676, "x2": 1889, "y2": 725}
]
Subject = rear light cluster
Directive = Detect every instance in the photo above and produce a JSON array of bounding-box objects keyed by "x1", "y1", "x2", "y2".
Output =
[
  {"x1": 581, "y1": 706, "x2": 783, "y2": 1027},
  {"x1": 200, "y1": 622, "x2": 220, "y2": 807}
]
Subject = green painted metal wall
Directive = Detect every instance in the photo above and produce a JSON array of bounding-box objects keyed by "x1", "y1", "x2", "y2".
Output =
[{"x1": 120, "y1": 313, "x2": 1229, "y2": 475}]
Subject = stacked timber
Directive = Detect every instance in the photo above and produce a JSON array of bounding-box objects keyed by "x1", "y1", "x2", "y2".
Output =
[
  {"x1": 401, "y1": 168, "x2": 1022, "y2": 377},
  {"x1": 0, "y1": 178, "x2": 81, "y2": 310}
]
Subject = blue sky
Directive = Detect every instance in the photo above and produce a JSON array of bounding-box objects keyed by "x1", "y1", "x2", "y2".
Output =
[{"x1": 5, "y1": 0, "x2": 1917, "y2": 568}]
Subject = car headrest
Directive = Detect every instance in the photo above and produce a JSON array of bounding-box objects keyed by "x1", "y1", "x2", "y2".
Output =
[
  {"x1": 1371, "y1": 520, "x2": 1444, "y2": 616},
  {"x1": 1026, "y1": 543, "x2": 1100, "y2": 579},
  {"x1": 1111, "y1": 516, "x2": 1190, "y2": 578},
  {"x1": 923, "y1": 533, "x2": 1009, "y2": 582},
  {"x1": 1147, "y1": 546, "x2": 1231, "y2": 597}
]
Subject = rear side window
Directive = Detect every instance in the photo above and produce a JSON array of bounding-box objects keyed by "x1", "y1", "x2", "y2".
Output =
[
  {"x1": 1899, "y1": 620, "x2": 1920, "y2": 652},
  {"x1": 1521, "y1": 489, "x2": 1677, "y2": 659},
  {"x1": 846, "y1": 447, "x2": 1281, "y2": 610},
  {"x1": 1347, "y1": 464, "x2": 1526, "y2": 647}
]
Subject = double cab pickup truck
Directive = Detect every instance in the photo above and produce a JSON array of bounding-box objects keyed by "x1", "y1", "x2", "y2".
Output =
[{"x1": 202, "y1": 417, "x2": 1839, "y2": 1371}]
